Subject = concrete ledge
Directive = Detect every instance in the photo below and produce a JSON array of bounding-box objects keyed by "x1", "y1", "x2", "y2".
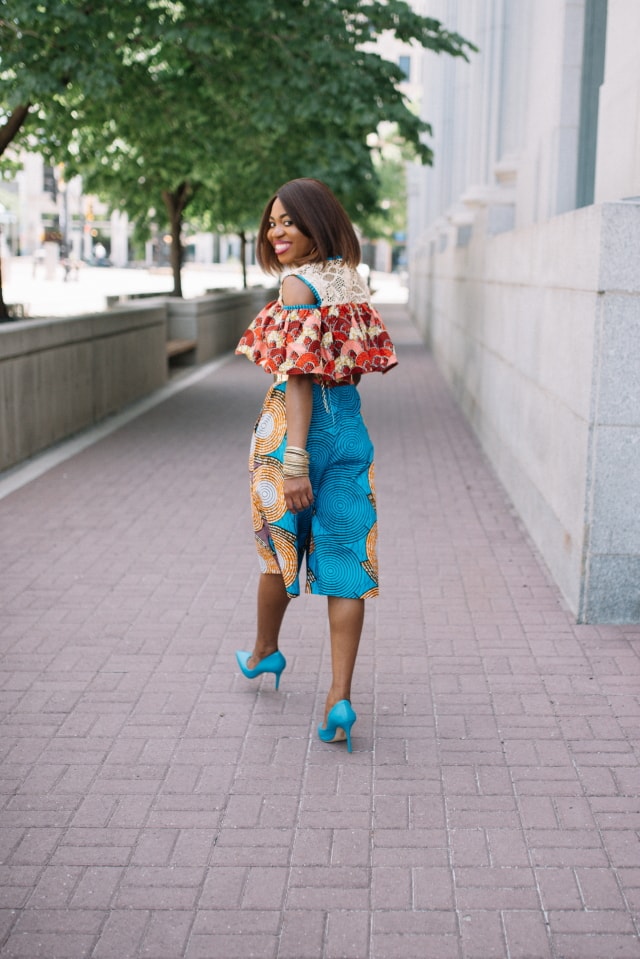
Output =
[
  {"x1": 0, "y1": 305, "x2": 168, "y2": 472},
  {"x1": 0, "y1": 287, "x2": 278, "y2": 474},
  {"x1": 0, "y1": 304, "x2": 166, "y2": 358},
  {"x1": 167, "y1": 287, "x2": 277, "y2": 365}
]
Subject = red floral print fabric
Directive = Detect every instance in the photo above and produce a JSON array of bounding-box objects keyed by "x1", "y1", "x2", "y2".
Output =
[{"x1": 236, "y1": 300, "x2": 398, "y2": 385}]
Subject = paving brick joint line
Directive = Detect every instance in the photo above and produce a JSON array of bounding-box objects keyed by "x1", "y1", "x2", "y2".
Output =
[{"x1": 1, "y1": 304, "x2": 639, "y2": 959}]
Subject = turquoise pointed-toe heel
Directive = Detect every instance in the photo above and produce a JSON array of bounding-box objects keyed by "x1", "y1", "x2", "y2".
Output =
[
  {"x1": 235, "y1": 650, "x2": 286, "y2": 690},
  {"x1": 317, "y1": 700, "x2": 357, "y2": 753}
]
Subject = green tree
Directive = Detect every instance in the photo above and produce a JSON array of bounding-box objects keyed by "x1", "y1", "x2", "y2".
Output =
[
  {"x1": 1, "y1": 0, "x2": 476, "y2": 307},
  {"x1": 362, "y1": 155, "x2": 409, "y2": 248},
  {"x1": 0, "y1": 0, "x2": 157, "y2": 314},
  {"x1": 0, "y1": 0, "x2": 152, "y2": 155}
]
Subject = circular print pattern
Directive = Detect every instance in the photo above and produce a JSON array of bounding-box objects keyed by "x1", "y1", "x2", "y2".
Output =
[
  {"x1": 254, "y1": 389, "x2": 286, "y2": 455},
  {"x1": 270, "y1": 526, "x2": 299, "y2": 587},
  {"x1": 255, "y1": 411, "x2": 275, "y2": 439},
  {"x1": 333, "y1": 387, "x2": 361, "y2": 416},
  {"x1": 306, "y1": 428, "x2": 334, "y2": 475},
  {"x1": 314, "y1": 477, "x2": 375, "y2": 544},
  {"x1": 253, "y1": 457, "x2": 285, "y2": 524},
  {"x1": 311, "y1": 538, "x2": 368, "y2": 597},
  {"x1": 251, "y1": 481, "x2": 264, "y2": 532},
  {"x1": 363, "y1": 522, "x2": 378, "y2": 583},
  {"x1": 366, "y1": 522, "x2": 378, "y2": 568},
  {"x1": 334, "y1": 419, "x2": 372, "y2": 464},
  {"x1": 255, "y1": 535, "x2": 280, "y2": 574}
]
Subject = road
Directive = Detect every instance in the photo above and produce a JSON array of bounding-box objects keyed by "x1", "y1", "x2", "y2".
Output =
[{"x1": 2, "y1": 256, "x2": 408, "y2": 318}]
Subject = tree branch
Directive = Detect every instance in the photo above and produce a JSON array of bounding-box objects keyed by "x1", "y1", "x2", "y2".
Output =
[{"x1": 0, "y1": 18, "x2": 40, "y2": 38}]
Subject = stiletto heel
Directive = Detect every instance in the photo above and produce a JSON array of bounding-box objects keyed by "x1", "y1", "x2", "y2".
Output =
[
  {"x1": 235, "y1": 650, "x2": 286, "y2": 689},
  {"x1": 317, "y1": 700, "x2": 357, "y2": 753}
]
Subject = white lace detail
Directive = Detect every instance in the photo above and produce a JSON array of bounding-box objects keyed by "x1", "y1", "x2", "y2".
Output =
[{"x1": 281, "y1": 260, "x2": 369, "y2": 306}]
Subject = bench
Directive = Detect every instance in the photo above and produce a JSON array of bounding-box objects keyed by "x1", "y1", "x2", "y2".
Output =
[
  {"x1": 166, "y1": 338, "x2": 197, "y2": 369},
  {"x1": 107, "y1": 292, "x2": 168, "y2": 308}
]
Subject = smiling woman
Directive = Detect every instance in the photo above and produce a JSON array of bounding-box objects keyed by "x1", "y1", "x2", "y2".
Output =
[{"x1": 234, "y1": 177, "x2": 398, "y2": 755}]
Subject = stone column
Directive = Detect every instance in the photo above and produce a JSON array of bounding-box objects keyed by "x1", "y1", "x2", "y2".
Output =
[
  {"x1": 110, "y1": 210, "x2": 129, "y2": 268},
  {"x1": 580, "y1": 199, "x2": 640, "y2": 622},
  {"x1": 594, "y1": 0, "x2": 640, "y2": 202}
]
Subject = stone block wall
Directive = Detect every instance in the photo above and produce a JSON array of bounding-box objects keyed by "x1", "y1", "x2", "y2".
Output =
[
  {"x1": 167, "y1": 287, "x2": 277, "y2": 364},
  {"x1": 0, "y1": 305, "x2": 167, "y2": 472},
  {"x1": 0, "y1": 287, "x2": 276, "y2": 474},
  {"x1": 410, "y1": 199, "x2": 640, "y2": 623}
]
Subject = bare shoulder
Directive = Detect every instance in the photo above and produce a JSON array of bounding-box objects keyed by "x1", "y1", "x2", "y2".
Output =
[{"x1": 281, "y1": 274, "x2": 318, "y2": 307}]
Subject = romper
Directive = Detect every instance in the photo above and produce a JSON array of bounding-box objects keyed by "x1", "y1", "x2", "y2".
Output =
[{"x1": 236, "y1": 259, "x2": 397, "y2": 599}]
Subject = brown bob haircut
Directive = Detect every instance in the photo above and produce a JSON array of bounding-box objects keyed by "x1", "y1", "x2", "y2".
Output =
[{"x1": 256, "y1": 178, "x2": 361, "y2": 274}]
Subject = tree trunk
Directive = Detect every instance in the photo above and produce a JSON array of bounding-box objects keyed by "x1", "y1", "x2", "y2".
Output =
[
  {"x1": 0, "y1": 105, "x2": 31, "y2": 317},
  {"x1": 0, "y1": 254, "x2": 8, "y2": 321},
  {"x1": 161, "y1": 182, "x2": 196, "y2": 297},
  {"x1": 169, "y1": 206, "x2": 183, "y2": 298},
  {"x1": 0, "y1": 104, "x2": 31, "y2": 157},
  {"x1": 239, "y1": 230, "x2": 248, "y2": 289}
]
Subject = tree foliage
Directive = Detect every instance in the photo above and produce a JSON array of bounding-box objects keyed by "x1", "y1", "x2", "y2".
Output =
[{"x1": 0, "y1": 0, "x2": 476, "y2": 299}]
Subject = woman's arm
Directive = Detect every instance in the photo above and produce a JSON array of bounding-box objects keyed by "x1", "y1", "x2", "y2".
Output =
[
  {"x1": 281, "y1": 273, "x2": 316, "y2": 514},
  {"x1": 284, "y1": 374, "x2": 314, "y2": 513}
]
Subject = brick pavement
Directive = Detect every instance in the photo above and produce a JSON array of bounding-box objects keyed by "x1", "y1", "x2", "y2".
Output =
[{"x1": 1, "y1": 303, "x2": 640, "y2": 958}]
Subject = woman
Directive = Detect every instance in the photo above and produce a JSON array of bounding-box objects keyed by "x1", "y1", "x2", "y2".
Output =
[{"x1": 235, "y1": 178, "x2": 397, "y2": 752}]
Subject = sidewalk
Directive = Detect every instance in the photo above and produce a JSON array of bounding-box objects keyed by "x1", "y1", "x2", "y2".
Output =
[{"x1": 1, "y1": 302, "x2": 639, "y2": 959}]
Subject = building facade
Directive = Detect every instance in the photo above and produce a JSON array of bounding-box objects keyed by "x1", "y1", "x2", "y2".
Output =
[
  {"x1": 9, "y1": 151, "x2": 245, "y2": 270},
  {"x1": 409, "y1": 0, "x2": 640, "y2": 622}
]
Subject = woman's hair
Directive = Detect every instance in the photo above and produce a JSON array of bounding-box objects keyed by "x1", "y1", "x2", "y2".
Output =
[{"x1": 256, "y1": 178, "x2": 361, "y2": 273}]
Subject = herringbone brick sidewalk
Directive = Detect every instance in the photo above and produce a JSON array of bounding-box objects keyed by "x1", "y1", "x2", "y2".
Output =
[{"x1": 1, "y1": 304, "x2": 639, "y2": 958}]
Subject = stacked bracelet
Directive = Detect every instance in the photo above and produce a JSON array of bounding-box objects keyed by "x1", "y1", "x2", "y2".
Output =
[{"x1": 283, "y1": 446, "x2": 310, "y2": 478}]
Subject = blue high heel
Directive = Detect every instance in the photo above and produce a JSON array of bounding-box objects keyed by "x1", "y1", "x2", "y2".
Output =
[
  {"x1": 235, "y1": 650, "x2": 286, "y2": 690},
  {"x1": 317, "y1": 700, "x2": 357, "y2": 753}
]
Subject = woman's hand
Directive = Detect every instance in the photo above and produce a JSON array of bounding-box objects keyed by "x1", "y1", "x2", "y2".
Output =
[{"x1": 284, "y1": 476, "x2": 314, "y2": 514}]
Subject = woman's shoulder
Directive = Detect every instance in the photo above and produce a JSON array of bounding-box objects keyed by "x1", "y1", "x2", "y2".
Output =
[{"x1": 281, "y1": 273, "x2": 317, "y2": 307}]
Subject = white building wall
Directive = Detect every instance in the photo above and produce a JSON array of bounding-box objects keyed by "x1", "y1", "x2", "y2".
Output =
[
  {"x1": 516, "y1": 1, "x2": 585, "y2": 223},
  {"x1": 109, "y1": 211, "x2": 129, "y2": 268},
  {"x1": 409, "y1": 0, "x2": 640, "y2": 623},
  {"x1": 17, "y1": 154, "x2": 53, "y2": 254},
  {"x1": 594, "y1": 0, "x2": 640, "y2": 201}
]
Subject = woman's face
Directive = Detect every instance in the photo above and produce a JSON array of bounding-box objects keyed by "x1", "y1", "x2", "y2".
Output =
[{"x1": 267, "y1": 197, "x2": 314, "y2": 266}]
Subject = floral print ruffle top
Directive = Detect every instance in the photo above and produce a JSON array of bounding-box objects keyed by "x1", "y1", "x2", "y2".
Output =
[{"x1": 235, "y1": 259, "x2": 398, "y2": 385}]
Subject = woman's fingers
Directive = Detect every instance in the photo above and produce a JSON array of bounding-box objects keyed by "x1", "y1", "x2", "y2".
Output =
[
  {"x1": 284, "y1": 477, "x2": 314, "y2": 513},
  {"x1": 286, "y1": 494, "x2": 314, "y2": 513}
]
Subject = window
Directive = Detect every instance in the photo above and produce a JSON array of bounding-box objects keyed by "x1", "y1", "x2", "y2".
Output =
[
  {"x1": 398, "y1": 55, "x2": 411, "y2": 81},
  {"x1": 43, "y1": 165, "x2": 57, "y2": 198},
  {"x1": 576, "y1": 0, "x2": 608, "y2": 208}
]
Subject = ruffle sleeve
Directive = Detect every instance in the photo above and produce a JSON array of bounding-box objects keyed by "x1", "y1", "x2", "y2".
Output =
[{"x1": 236, "y1": 300, "x2": 398, "y2": 384}]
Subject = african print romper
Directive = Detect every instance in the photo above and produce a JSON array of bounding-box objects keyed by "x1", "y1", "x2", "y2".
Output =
[{"x1": 236, "y1": 259, "x2": 397, "y2": 599}]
